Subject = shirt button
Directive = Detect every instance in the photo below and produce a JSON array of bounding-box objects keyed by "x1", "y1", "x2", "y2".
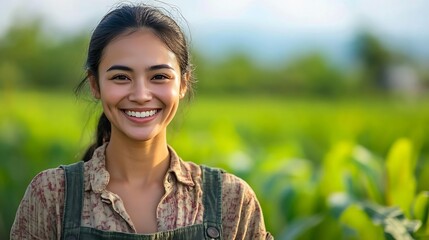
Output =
[{"x1": 206, "y1": 226, "x2": 220, "y2": 239}]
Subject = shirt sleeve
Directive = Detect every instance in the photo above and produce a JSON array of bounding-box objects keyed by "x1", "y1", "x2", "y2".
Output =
[
  {"x1": 10, "y1": 168, "x2": 64, "y2": 240},
  {"x1": 222, "y1": 173, "x2": 274, "y2": 240}
]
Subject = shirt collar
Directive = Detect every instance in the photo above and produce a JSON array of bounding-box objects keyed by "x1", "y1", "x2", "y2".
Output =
[
  {"x1": 167, "y1": 146, "x2": 195, "y2": 187},
  {"x1": 84, "y1": 143, "x2": 110, "y2": 193},
  {"x1": 84, "y1": 143, "x2": 195, "y2": 192}
]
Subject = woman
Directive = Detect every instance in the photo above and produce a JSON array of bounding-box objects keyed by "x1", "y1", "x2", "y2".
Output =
[{"x1": 11, "y1": 3, "x2": 273, "y2": 239}]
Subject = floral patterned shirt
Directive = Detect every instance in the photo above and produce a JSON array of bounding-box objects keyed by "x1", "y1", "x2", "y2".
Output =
[{"x1": 11, "y1": 143, "x2": 273, "y2": 239}]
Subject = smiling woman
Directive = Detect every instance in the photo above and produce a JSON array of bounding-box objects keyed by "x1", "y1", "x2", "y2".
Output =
[{"x1": 10, "y1": 3, "x2": 272, "y2": 240}]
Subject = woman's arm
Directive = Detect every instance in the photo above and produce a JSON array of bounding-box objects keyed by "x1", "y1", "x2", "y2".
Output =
[
  {"x1": 10, "y1": 168, "x2": 64, "y2": 240},
  {"x1": 222, "y1": 173, "x2": 274, "y2": 240}
]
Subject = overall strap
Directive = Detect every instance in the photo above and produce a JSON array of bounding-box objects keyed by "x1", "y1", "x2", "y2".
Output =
[
  {"x1": 201, "y1": 165, "x2": 223, "y2": 239},
  {"x1": 60, "y1": 161, "x2": 84, "y2": 240}
]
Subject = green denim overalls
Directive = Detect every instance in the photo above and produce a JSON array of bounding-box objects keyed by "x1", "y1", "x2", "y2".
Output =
[{"x1": 60, "y1": 162, "x2": 223, "y2": 240}]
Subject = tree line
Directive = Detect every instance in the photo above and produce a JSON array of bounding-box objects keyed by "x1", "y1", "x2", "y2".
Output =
[{"x1": 1, "y1": 19, "x2": 427, "y2": 98}]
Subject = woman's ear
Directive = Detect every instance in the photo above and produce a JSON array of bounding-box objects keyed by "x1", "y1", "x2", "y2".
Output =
[
  {"x1": 89, "y1": 74, "x2": 101, "y2": 99},
  {"x1": 180, "y1": 72, "x2": 189, "y2": 99}
]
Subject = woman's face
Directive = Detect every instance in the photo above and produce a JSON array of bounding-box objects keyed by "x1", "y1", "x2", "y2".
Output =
[{"x1": 91, "y1": 29, "x2": 185, "y2": 143}]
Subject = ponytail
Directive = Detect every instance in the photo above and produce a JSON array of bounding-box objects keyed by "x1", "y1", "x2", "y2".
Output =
[{"x1": 82, "y1": 113, "x2": 111, "y2": 162}]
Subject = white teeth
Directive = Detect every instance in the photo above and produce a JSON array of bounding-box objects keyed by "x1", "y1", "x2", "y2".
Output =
[{"x1": 125, "y1": 110, "x2": 158, "y2": 118}]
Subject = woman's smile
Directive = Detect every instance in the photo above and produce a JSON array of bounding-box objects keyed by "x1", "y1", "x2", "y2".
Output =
[
  {"x1": 124, "y1": 109, "x2": 160, "y2": 118},
  {"x1": 121, "y1": 108, "x2": 161, "y2": 123}
]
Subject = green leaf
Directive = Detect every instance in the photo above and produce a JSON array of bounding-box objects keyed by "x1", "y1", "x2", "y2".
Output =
[
  {"x1": 320, "y1": 141, "x2": 355, "y2": 197},
  {"x1": 362, "y1": 202, "x2": 421, "y2": 239},
  {"x1": 412, "y1": 191, "x2": 429, "y2": 236},
  {"x1": 351, "y1": 146, "x2": 384, "y2": 203},
  {"x1": 386, "y1": 138, "x2": 417, "y2": 217},
  {"x1": 339, "y1": 203, "x2": 385, "y2": 239}
]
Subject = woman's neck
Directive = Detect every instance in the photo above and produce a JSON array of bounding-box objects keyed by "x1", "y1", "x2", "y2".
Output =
[{"x1": 105, "y1": 130, "x2": 170, "y2": 187}]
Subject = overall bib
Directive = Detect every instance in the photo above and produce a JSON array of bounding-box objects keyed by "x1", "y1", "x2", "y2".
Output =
[{"x1": 60, "y1": 162, "x2": 223, "y2": 240}]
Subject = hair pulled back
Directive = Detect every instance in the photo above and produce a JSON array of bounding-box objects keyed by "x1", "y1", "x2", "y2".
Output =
[{"x1": 77, "y1": 3, "x2": 194, "y2": 161}]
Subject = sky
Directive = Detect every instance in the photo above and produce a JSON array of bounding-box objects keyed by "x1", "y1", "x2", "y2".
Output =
[{"x1": 1, "y1": 0, "x2": 429, "y2": 64}]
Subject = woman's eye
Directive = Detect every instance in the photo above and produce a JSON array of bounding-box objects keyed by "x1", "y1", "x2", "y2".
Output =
[
  {"x1": 112, "y1": 75, "x2": 130, "y2": 81},
  {"x1": 152, "y1": 74, "x2": 169, "y2": 80}
]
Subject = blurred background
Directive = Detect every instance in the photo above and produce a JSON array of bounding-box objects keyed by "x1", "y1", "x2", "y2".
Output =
[{"x1": 1, "y1": 0, "x2": 429, "y2": 239}]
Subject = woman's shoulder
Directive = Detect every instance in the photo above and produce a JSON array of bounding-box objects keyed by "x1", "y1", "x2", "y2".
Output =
[
  {"x1": 25, "y1": 166, "x2": 65, "y2": 205},
  {"x1": 221, "y1": 171, "x2": 257, "y2": 198},
  {"x1": 30, "y1": 167, "x2": 65, "y2": 188}
]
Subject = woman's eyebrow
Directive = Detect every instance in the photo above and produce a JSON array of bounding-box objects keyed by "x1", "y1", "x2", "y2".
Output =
[
  {"x1": 148, "y1": 64, "x2": 175, "y2": 71},
  {"x1": 106, "y1": 65, "x2": 133, "y2": 72},
  {"x1": 107, "y1": 64, "x2": 175, "y2": 72}
]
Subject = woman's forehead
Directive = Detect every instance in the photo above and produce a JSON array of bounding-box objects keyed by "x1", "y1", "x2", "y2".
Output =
[{"x1": 100, "y1": 29, "x2": 179, "y2": 70}]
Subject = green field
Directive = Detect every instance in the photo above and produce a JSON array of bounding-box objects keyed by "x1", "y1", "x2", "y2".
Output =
[{"x1": 1, "y1": 91, "x2": 429, "y2": 239}]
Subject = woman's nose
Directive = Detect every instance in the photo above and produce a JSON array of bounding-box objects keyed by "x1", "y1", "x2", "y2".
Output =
[{"x1": 128, "y1": 80, "x2": 152, "y2": 102}]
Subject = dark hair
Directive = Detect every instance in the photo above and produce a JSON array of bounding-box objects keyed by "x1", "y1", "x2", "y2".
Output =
[{"x1": 76, "y1": 3, "x2": 194, "y2": 161}]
